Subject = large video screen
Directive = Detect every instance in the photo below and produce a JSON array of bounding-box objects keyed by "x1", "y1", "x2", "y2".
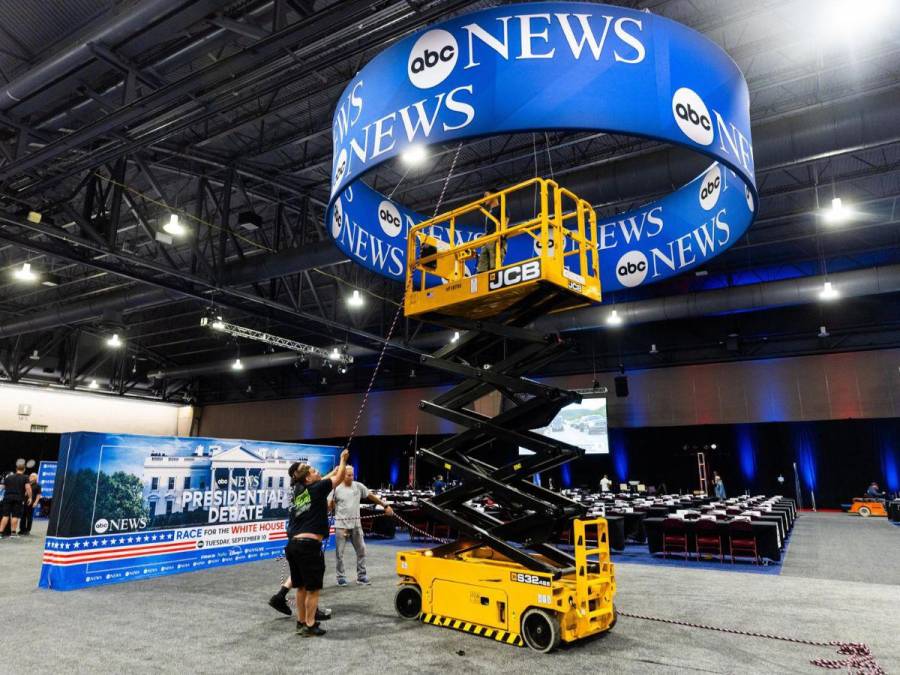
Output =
[{"x1": 520, "y1": 396, "x2": 608, "y2": 455}]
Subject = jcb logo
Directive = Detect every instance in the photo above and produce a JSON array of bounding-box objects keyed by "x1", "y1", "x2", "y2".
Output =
[
  {"x1": 377, "y1": 200, "x2": 402, "y2": 237},
  {"x1": 510, "y1": 571, "x2": 551, "y2": 587},
  {"x1": 616, "y1": 250, "x2": 648, "y2": 288},
  {"x1": 699, "y1": 165, "x2": 722, "y2": 211},
  {"x1": 672, "y1": 87, "x2": 713, "y2": 146},
  {"x1": 408, "y1": 29, "x2": 458, "y2": 89},
  {"x1": 488, "y1": 260, "x2": 540, "y2": 290}
]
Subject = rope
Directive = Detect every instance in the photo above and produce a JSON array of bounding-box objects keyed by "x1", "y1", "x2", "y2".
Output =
[{"x1": 617, "y1": 611, "x2": 885, "y2": 675}]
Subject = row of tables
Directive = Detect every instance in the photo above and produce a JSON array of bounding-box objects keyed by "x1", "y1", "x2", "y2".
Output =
[{"x1": 365, "y1": 488, "x2": 797, "y2": 563}]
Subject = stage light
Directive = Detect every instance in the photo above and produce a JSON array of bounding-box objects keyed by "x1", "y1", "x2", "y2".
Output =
[
  {"x1": 329, "y1": 347, "x2": 341, "y2": 361},
  {"x1": 163, "y1": 213, "x2": 186, "y2": 236},
  {"x1": 400, "y1": 144, "x2": 427, "y2": 165},
  {"x1": 29, "y1": 350, "x2": 40, "y2": 361},
  {"x1": 649, "y1": 343, "x2": 658, "y2": 354},
  {"x1": 822, "y1": 197, "x2": 851, "y2": 224},
  {"x1": 711, "y1": 443, "x2": 717, "y2": 450},
  {"x1": 818, "y1": 281, "x2": 839, "y2": 301},
  {"x1": 13, "y1": 262, "x2": 37, "y2": 282},
  {"x1": 211, "y1": 316, "x2": 225, "y2": 330},
  {"x1": 88, "y1": 379, "x2": 99, "y2": 390},
  {"x1": 232, "y1": 358, "x2": 244, "y2": 371},
  {"x1": 450, "y1": 331, "x2": 460, "y2": 343},
  {"x1": 820, "y1": 0, "x2": 891, "y2": 40},
  {"x1": 106, "y1": 333, "x2": 123, "y2": 348},
  {"x1": 606, "y1": 309, "x2": 623, "y2": 326},
  {"x1": 347, "y1": 289, "x2": 364, "y2": 309}
]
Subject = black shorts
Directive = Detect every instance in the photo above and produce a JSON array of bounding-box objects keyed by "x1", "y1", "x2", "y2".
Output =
[
  {"x1": 1, "y1": 499, "x2": 23, "y2": 519},
  {"x1": 285, "y1": 538, "x2": 325, "y2": 591}
]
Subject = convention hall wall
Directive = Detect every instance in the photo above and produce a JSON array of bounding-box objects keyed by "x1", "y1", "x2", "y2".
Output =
[
  {"x1": 0, "y1": 383, "x2": 194, "y2": 436},
  {"x1": 198, "y1": 348, "x2": 900, "y2": 438}
]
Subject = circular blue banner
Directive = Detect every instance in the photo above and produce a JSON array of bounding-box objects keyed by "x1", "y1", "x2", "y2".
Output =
[{"x1": 327, "y1": 2, "x2": 757, "y2": 292}]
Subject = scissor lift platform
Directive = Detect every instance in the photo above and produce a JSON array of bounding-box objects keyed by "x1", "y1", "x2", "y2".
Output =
[
  {"x1": 405, "y1": 178, "x2": 601, "y2": 319},
  {"x1": 395, "y1": 179, "x2": 615, "y2": 652}
]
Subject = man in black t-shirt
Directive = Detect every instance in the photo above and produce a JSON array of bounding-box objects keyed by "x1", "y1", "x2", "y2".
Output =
[
  {"x1": 286, "y1": 449, "x2": 349, "y2": 637},
  {"x1": 19, "y1": 474, "x2": 41, "y2": 535},
  {"x1": 1, "y1": 459, "x2": 32, "y2": 539}
]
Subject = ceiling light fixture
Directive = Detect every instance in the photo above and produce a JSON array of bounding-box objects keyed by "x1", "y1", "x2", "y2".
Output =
[
  {"x1": 106, "y1": 333, "x2": 123, "y2": 348},
  {"x1": 329, "y1": 347, "x2": 341, "y2": 361},
  {"x1": 29, "y1": 349, "x2": 40, "y2": 361},
  {"x1": 13, "y1": 262, "x2": 38, "y2": 282},
  {"x1": 606, "y1": 309, "x2": 623, "y2": 326},
  {"x1": 347, "y1": 289, "x2": 365, "y2": 308},
  {"x1": 88, "y1": 379, "x2": 99, "y2": 390},
  {"x1": 818, "y1": 325, "x2": 830, "y2": 338},
  {"x1": 232, "y1": 358, "x2": 244, "y2": 371},
  {"x1": 649, "y1": 343, "x2": 658, "y2": 355},
  {"x1": 400, "y1": 144, "x2": 427, "y2": 165},
  {"x1": 818, "y1": 280, "x2": 839, "y2": 301},
  {"x1": 163, "y1": 213, "x2": 186, "y2": 236},
  {"x1": 450, "y1": 331, "x2": 460, "y2": 343},
  {"x1": 211, "y1": 316, "x2": 225, "y2": 330},
  {"x1": 822, "y1": 196, "x2": 851, "y2": 224}
]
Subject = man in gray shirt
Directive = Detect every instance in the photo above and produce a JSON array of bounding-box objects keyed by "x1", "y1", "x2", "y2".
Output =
[{"x1": 328, "y1": 466, "x2": 393, "y2": 585}]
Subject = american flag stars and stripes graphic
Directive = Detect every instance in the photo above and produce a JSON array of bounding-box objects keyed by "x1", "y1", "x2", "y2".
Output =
[{"x1": 42, "y1": 531, "x2": 197, "y2": 566}]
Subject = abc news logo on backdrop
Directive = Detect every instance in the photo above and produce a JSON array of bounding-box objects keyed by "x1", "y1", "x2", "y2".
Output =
[
  {"x1": 616, "y1": 250, "x2": 648, "y2": 288},
  {"x1": 377, "y1": 200, "x2": 403, "y2": 237},
  {"x1": 94, "y1": 517, "x2": 148, "y2": 534},
  {"x1": 699, "y1": 164, "x2": 722, "y2": 211},
  {"x1": 408, "y1": 29, "x2": 458, "y2": 89},
  {"x1": 672, "y1": 87, "x2": 713, "y2": 146}
]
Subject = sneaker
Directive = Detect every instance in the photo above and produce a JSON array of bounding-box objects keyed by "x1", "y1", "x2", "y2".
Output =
[
  {"x1": 336, "y1": 578, "x2": 349, "y2": 587},
  {"x1": 10, "y1": 533, "x2": 19, "y2": 538},
  {"x1": 297, "y1": 622, "x2": 326, "y2": 637},
  {"x1": 315, "y1": 607, "x2": 332, "y2": 621},
  {"x1": 356, "y1": 577, "x2": 371, "y2": 585},
  {"x1": 268, "y1": 593, "x2": 292, "y2": 616}
]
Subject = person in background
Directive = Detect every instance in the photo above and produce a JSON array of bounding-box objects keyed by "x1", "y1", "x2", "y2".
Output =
[
  {"x1": 284, "y1": 450, "x2": 349, "y2": 638},
  {"x1": 19, "y1": 473, "x2": 41, "y2": 535},
  {"x1": 476, "y1": 187, "x2": 507, "y2": 273},
  {"x1": 432, "y1": 474, "x2": 447, "y2": 495},
  {"x1": 329, "y1": 466, "x2": 394, "y2": 586},
  {"x1": 599, "y1": 474, "x2": 612, "y2": 492},
  {"x1": 866, "y1": 482, "x2": 885, "y2": 498},
  {"x1": 1, "y1": 459, "x2": 32, "y2": 539},
  {"x1": 713, "y1": 471, "x2": 727, "y2": 499}
]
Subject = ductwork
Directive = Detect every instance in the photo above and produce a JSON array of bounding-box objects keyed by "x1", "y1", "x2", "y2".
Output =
[
  {"x1": 0, "y1": 0, "x2": 193, "y2": 112},
  {"x1": 0, "y1": 241, "x2": 346, "y2": 339},
  {"x1": 147, "y1": 263, "x2": 900, "y2": 380}
]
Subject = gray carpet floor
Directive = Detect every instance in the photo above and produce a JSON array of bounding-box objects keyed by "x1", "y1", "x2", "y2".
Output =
[{"x1": 1, "y1": 513, "x2": 898, "y2": 674}]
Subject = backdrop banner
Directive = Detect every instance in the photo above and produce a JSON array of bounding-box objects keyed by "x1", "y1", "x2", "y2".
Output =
[
  {"x1": 327, "y1": 2, "x2": 756, "y2": 291},
  {"x1": 39, "y1": 432, "x2": 337, "y2": 591}
]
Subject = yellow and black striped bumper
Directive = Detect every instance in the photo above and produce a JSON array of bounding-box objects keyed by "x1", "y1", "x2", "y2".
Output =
[{"x1": 421, "y1": 613, "x2": 524, "y2": 647}]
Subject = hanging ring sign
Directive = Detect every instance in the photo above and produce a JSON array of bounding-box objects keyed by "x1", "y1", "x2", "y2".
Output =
[{"x1": 326, "y1": 2, "x2": 756, "y2": 293}]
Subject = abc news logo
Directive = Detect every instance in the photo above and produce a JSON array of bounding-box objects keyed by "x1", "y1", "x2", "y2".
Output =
[
  {"x1": 615, "y1": 250, "x2": 648, "y2": 288},
  {"x1": 408, "y1": 29, "x2": 458, "y2": 89},
  {"x1": 672, "y1": 87, "x2": 713, "y2": 146},
  {"x1": 377, "y1": 200, "x2": 402, "y2": 237},
  {"x1": 93, "y1": 517, "x2": 149, "y2": 534},
  {"x1": 699, "y1": 164, "x2": 722, "y2": 211},
  {"x1": 331, "y1": 198, "x2": 344, "y2": 238}
]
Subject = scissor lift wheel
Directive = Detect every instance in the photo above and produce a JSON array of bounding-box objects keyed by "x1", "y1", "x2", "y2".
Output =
[
  {"x1": 521, "y1": 608, "x2": 562, "y2": 653},
  {"x1": 395, "y1": 584, "x2": 422, "y2": 619},
  {"x1": 858, "y1": 506, "x2": 871, "y2": 517}
]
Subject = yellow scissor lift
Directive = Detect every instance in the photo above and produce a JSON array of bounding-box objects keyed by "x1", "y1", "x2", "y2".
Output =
[{"x1": 394, "y1": 179, "x2": 616, "y2": 652}]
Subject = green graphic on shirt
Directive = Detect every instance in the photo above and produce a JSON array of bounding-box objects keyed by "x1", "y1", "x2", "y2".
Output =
[{"x1": 291, "y1": 489, "x2": 311, "y2": 515}]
